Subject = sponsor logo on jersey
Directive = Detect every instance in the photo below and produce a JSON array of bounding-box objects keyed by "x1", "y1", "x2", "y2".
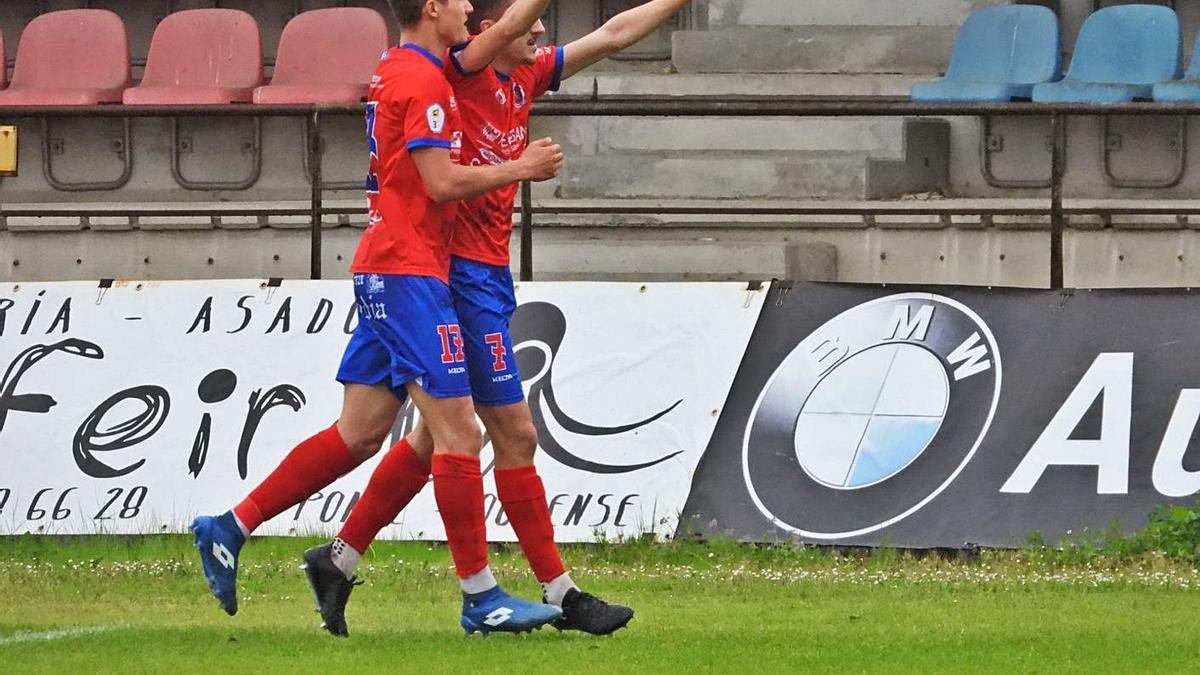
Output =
[
  {"x1": 480, "y1": 122, "x2": 527, "y2": 152},
  {"x1": 478, "y1": 146, "x2": 506, "y2": 166}
]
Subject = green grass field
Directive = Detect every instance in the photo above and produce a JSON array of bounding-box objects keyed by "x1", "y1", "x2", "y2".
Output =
[{"x1": 2, "y1": 535, "x2": 1199, "y2": 673}]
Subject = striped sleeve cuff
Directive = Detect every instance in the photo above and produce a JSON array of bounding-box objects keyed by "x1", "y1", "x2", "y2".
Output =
[
  {"x1": 407, "y1": 137, "x2": 452, "y2": 151},
  {"x1": 548, "y1": 46, "x2": 565, "y2": 92}
]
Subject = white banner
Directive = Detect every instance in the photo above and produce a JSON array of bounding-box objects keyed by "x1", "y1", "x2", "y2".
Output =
[{"x1": 0, "y1": 279, "x2": 765, "y2": 542}]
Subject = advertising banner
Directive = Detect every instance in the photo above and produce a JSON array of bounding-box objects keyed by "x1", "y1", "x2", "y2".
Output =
[
  {"x1": 0, "y1": 279, "x2": 766, "y2": 542},
  {"x1": 682, "y1": 283, "x2": 1200, "y2": 548}
]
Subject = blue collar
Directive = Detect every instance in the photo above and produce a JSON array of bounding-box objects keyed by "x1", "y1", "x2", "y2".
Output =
[
  {"x1": 492, "y1": 67, "x2": 512, "y2": 82},
  {"x1": 402, "y1": 43, "x2": 444, "y2": 69}
]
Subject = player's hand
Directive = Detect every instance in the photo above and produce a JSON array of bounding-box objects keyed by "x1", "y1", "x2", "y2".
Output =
[{"x1": 517, "y1": 137, "x2": 564, "y2": 182}]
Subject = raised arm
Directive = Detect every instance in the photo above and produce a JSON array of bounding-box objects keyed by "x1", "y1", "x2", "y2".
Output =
[
  {"x1": 453, "y1": 0, "x2": 552, "y2": 75},
  {"x1": 411, "y1": 138, "x2": 563, "y2": 204},
  {"x1": 561, "y1": 0, "x2": 692, "y2": 81}
]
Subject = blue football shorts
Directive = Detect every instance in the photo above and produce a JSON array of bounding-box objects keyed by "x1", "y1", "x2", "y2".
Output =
[
  {"x1": 448, "y1": 255, "x2": 525, "y2": 407},
  {"x1": 337, "y1": 273, "x2": 473, "y2": 402}
]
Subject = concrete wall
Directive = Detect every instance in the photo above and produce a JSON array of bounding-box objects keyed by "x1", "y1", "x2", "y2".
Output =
[
  {"x1": 5, "y1": 0, "x2": 1200, "y2": 288},
  {"x1": 9, "y1": 218, "x2": 1200, "y2": 289}
]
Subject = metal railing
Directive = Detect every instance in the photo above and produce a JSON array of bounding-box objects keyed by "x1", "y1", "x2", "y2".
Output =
[{"x1": 5, "y1": 98, "x2": 1200, "y2": 288}]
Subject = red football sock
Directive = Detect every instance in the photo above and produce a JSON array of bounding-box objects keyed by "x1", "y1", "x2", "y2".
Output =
[
  {"x1": 495, "y1": 466, "x2": 565, "y2": 582},
  {"x1": 232, "y1": 424, "x2": 359, "y2": 534},
  {"x1": 337, "y1": 438, "x2": 431, "y2": 554},
  {"x1": 432, "y1": 454, "x2": 489, "y2": 579}
]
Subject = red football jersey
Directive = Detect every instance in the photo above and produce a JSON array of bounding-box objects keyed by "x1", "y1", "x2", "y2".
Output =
[
  {"x1": 445, "y1": 44, "x2": 564, "y2": 267},
  {"x1": 351, "y1": 44, "x2": 464, "y2": 283}
]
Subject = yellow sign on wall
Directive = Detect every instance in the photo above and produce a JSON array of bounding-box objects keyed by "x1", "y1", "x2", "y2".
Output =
[{"x1": 0, "y1": 126, "x2": 16, "y2": 177}]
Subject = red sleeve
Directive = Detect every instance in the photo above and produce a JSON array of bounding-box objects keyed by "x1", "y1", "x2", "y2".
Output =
[
  {"x1": 444, "y1": 57, "x2": 464, "y2": 86},
  {"x1": 528, "y1": 45, "x2": 565, "y2": 99},
  {"x1": 400, "y1": 73, "x2": 457, "y2": 153}
]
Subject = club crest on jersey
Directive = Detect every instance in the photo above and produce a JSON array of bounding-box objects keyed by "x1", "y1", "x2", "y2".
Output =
[
  {"x1": 513, "y1": 83, "x2": 527, "y2": 109},
  {"x1": 426, "y1": 103, "x2": 446, "y2": 133}
]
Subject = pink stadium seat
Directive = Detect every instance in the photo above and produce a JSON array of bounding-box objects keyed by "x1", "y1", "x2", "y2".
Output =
[
  {"x1": 0, "y1": 10, "x2": 130, "y2": 105},
  {"x1": 253, "y1": 8, "x2": 388, "y2": 104},
  {"x1": 123, "y1": 9, "x2": 262, "y2": 105}
]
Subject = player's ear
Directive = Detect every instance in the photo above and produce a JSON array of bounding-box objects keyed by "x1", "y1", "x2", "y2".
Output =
[{"x1": 479, "y1": 17, "x2": 497, "y2": 32}]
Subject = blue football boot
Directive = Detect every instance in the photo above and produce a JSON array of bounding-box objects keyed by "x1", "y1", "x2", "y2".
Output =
[
  {"x1": 460, "y1": 586, "x2": 563, "y2": 635},
  {"x1": 191, "y1": 512, "x2": 245, "y2": 616}
]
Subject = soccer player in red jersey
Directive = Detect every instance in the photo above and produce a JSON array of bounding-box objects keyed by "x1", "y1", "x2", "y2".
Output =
[
  {"x1": 308, "y1": 0, "x2": 695, "y2": 637},
  {"x1": 192, "y1": 0, "x2": 568, "y2": 636}
]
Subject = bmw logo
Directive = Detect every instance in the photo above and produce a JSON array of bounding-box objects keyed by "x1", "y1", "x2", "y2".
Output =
[{"x1": 742, "y1": 293, "x2": 1001, "y2": 539}]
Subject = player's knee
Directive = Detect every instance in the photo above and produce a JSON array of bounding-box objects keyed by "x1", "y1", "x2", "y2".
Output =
[
  {"x1": 438, "y1": 423, "x2": 483, "y2": 457},
  {"x1": 495, "y1": 421, "x2": 538, "y2": 466},
  {"x1": 340, "y1": 420, "x2": 393, "y2": 461}
]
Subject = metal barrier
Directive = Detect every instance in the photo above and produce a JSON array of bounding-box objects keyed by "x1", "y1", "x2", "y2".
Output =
[{"x1": 5, "y1": 99, "x2": 1200, "y2": 288}]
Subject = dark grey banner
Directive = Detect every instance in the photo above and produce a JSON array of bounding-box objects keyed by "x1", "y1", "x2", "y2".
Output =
[{"x1": 681, "y1": 283, "x2": 1200, "y2": 548}]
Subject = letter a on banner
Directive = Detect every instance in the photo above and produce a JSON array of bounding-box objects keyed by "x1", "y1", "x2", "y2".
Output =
[
  {"x1": 1152, "y1": 389, "x2": 1200, "y2": 498},
  {"x1": 1001, "y1": 353, "x2": 1133, "y2": 495}
]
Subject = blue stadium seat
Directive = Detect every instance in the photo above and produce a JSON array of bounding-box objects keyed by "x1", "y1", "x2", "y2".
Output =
[
  {"x1": 1032, "y1": 4, "x2": 1181, "y2": 103},
  {"x1": 911, "y1": 5, "x2": 1062, "y2": 102},
  {"x1": 1153, "y1": 31, "x2": 1200, "y2": 100}
]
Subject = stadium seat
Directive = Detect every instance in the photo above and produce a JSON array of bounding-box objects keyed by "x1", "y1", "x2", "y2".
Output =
[
  {"x1": 1153, "y1": 31, "x2": 1200, "y2": 100},
  {"x1": 0, "y1": 10, "x2": 130, "y2": 106},
  {"x1": 253, "y1": 8, "x2": 388, "y2": 104},
  {"x1": 123, "y1": 9, "x2": 263, "y2": 105},
  {"x1": 1032, "y1": 5, "x2": 1182, "y2": 103},
  {"x1": 910, "y1": 5, "x2": 1062, "y2": 102}
]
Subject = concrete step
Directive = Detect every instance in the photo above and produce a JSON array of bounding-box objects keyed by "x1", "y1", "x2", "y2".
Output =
[
  {"x1": 591, "y1": 117, "x2": 916, "y2": 156},
  {"x1": 560, "y1": 152, "x2": 872, "y2": 200},
  {"x1": 711, "y1": 0, "x2": 999, "y2": 28},
  {"x1": 555, "y1": 72, "x2": 923, "y2": 98},
  {"x1": 559, "y1": 118, "x2": 949, "y2": 200},
  {"x1": 672, "y1": 27, "x2": 957, "y2": 74},
  {"x1": 528, "y1": 234, "x2": 837, "y2": 282}
]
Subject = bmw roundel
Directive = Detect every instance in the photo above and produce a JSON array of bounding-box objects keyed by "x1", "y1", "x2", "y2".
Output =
[{"x1": 741, "y1": 293, "x2": 1002, "y2": 539}]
